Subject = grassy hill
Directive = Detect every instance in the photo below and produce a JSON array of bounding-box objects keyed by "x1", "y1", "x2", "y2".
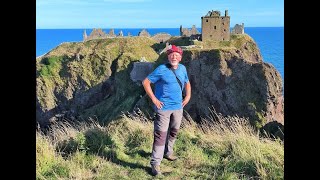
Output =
[
  {"x1": 36, "y1": 37, "x2": 160, "y2": 126},
  {"x1": 37, "y1": 34, "x2": 276, "y2": 128},
  {"x1": 36, "y1": 111, "x2": 283, "y2": 179}
]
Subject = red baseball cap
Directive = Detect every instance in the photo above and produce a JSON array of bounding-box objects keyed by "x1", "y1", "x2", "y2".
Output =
[{"x1": 167, "y1": 45, "x2": 183, "y2": 56}]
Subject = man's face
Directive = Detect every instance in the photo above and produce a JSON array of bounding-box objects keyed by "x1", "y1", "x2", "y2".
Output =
[{"x1": 168, "y1": 52, "x2": 182, "y2": 66}]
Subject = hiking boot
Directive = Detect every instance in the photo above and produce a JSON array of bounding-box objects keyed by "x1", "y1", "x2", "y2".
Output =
[
  {"x1": 164, "y1": 154, "x2": 178, "y2": 161},
  {"x1": 151, "y1": 165, "x2": 162, "y2": 176}
]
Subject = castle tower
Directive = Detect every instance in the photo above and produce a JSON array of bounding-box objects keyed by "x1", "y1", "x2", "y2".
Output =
[
  {"x1": 83, "y1": 29, "x2": 87, "y2": 41},
  {"x1": 242, "y1": 23, "x2": 244, "y2": 34},
  {"x1": 109, "y1": 29, "x2": 115, "y2": 37},
  {"x1": 201, "y1": 10, "x2": 230, "y2": 41},
  {"x1": 180, "y1": 25, "x2": 183, "y2": 36},
  {"x1": 231, "y1": 23, "x2": 244, "y2": 35},
  {"x1": 191, "y1": 25, "x2": 199, "y2": 35},
  {"x1": 118, "y1": 30, "x2": 123, "y2": 37},
  {"x1": 138, "y1": 29, "x2": 151, "y2": 37}
]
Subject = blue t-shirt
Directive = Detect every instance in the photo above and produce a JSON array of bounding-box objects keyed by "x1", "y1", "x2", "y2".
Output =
[{"x1": 147, "y1": 63, "x2": 189, "y2": 111}]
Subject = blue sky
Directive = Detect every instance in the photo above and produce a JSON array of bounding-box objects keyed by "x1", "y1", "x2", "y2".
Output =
[{"x1": 36, "y1": 0, "x2": 284, "y2": 29}]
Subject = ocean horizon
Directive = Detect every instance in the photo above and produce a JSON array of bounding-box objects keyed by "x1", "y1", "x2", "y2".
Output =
[{"x1": 36, "y1": 27, "x2": 284, "y2": 80}]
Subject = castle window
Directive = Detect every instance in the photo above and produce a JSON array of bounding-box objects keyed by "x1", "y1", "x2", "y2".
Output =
[
  {"x1": 222, "y1": 22, "x2": 224, "y2": 25},
  {"x1": 206, "y1": 19, "x2": 208, "y2": 22},
  {"x1": 214, "y1": 26, "x2": 216, "y2": 30},
  {"x1": 224, "y1": 29, "x2": 226, "y2": 32},
  {"x1": 223, "y1": 38, "x2": 224, "y2": 40},
  {"x1": 210, "y1": 35, "x2": 212, "y2": 37}
]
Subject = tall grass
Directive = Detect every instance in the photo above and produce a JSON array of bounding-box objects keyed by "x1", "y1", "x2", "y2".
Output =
[{"x1": 36, "y1": 111, "x2": 283, "y2": 179}]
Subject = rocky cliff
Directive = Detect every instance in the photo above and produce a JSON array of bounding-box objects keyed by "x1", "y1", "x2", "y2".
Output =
[
  {"x1": 36, "y1": 35, "x2": 283, "y2": 129},
  {"x1": 181, "y1": 48, "x2": 283, "y2": 128},
  {"x1": 36, "y1": 37, "x2": 159, "y2": 127}
]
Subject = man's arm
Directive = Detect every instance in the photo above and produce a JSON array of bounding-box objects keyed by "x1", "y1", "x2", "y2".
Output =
[
  {"x1": 142, "y1": 78, "x2": 164, "y2": 109},
  {"x1": 182, "y1": 81, "x2": 191, "y2": 107}
]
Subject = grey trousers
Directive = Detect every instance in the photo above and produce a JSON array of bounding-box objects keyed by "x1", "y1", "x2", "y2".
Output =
[{"x1": 150, "y1": 109, "x2": 183, "y2": 166}]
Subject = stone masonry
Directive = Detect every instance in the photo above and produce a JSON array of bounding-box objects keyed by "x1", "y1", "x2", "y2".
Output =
[
  {"x1": 231, "y1": 23, "x2": 244, "y2": 34},
  {"x1": 201, "y1": 10, "x2": 230, "y2": 41},
  {"x1": 83, "y1": 9, "x2": 234, "y2": 42},
  {"x1": 152, "y1": 33, "x2": 171, "y2": 43},
  {"x1": 83, "y1": 28, "x2": 117, "y2": 41},
  {"x1": 180, "y1": 25, "x2": 200, "y2": 37},
  {"x1": 138, "y1": 29, "x2": 151, "y2": 37}
]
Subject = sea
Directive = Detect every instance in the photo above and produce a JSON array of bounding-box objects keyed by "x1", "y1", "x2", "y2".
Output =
[{"x1": 36, "y1": 27, "x2": 284, "y2": 80}]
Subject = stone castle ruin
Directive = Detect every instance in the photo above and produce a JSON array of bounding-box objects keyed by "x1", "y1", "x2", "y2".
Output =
[
  {"x1": 118, "y1": 30, "x2": 123, "y2": 37},
  {"x1": 180, "y1": 25, "x2": 200, "y2": 37},
  {"x1": 201, "y1": 10, "x2": 230, "y2": 41},
  {"x1": 82, "y1": 28, "x2": 171, "y2": 43},
  {"x1": 231, "y1": 23, "x2": 245, "y2": 34},
  {"x1": 83, "y1": 28, "x2": 116, "y2": 41},
  {"x1": 180, "y1": 25, "x2": 201, "y2": 41},
  {"x1": 138, "y1": 29, "x2": 151, "y2": 37},
  {"x1": 152, "y1": 33, "x2": 171, "y2": 43},
  {"x1": 83, "y1": 9, "x2": 244, "y2": 42}
]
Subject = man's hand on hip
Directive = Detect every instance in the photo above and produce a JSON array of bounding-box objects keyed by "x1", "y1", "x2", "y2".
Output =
[
  {"x1": 182, "y1": 95, "x2": 191, "y2": 107},
  {"x1": 152, "y1": 97, "x2": 164, "y2": 109}
]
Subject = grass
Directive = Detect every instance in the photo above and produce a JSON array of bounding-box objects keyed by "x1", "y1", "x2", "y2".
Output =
[
  {"x1": 36, "y1": 37, "x2": 161, "y2": 123},
  {"x1": 36, "y1": 35, "x2": 265, "y2": 127},
  {"x1": 192, "y1": 34, "x2": 256, "y2": 50},
  {"x1": 39, "y1": 56, "x2": 64, "y2": 77},
  {"x1": 36, "y1": 110, "x2": 284, "y2": 179}
]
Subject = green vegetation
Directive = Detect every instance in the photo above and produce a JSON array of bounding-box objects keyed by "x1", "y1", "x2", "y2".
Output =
[
  {"x1": 36, "y1": 37, "x2": 160, "y2": 123},
  {"x1": 36, "y1": 35, "x2": 283, "y2": 178},
  {"x1": 192, "y1": 34, "x2": 257, "y2": 50},
  {"x1": 37, "y1": 112, "x2": 283, "y2": 179},
  {"x1": 248, "y1": 102, "x2": 267, "y2": 129},
  {"x1": 78, "y1": 37, "x2": 164, "y2": 123},
  {"x1": 39, "y1": 56, "x2": 64, "y2": 77},
  {"x1": 36, "y1": 35, "x2": 264, "y2": 125},
  {"x1": 168, "y1": 36, "x2": 193, "y2": 46}
]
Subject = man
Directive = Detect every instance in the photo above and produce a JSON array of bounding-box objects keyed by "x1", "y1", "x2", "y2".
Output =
[{"x1": 142, "y1": 45, "x2": 191, "y2": 176}]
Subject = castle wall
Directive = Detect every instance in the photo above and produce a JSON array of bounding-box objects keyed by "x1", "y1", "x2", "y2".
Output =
[
  {"x1": 231, "y1": 24, "x2": 244, "y2": 34},
  {"x1": 180, "y1": 25, "x2": 200, "y2": 37},
  {"x1": 152, "y1": 33, "x2": 171, "y2": 43},
  {"x1": 201, "y1": 15, "x2": 230, "y2": 41}
]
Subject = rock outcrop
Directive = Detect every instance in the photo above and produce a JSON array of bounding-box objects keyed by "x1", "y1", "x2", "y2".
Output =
[
  {"x1": 36, "y1": 34, "x2": 283, "y2": 129},
  {"x1": 36, "y1": 37, "x2": 159, "y2": 127},
  {"x1": 181, "y1": 49, "x2": 283, "y2": 127}
]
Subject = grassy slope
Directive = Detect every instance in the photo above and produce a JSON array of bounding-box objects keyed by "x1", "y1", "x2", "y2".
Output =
[{"x1": 36, "y1": 112, "x2": 283, "y2": 179}]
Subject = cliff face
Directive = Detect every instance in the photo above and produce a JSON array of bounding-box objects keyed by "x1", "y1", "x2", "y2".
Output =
[
  {"x1": 181, "y1": 49, "x2": 283, "y2": 127},
  {"x1": 36, "y1": 35, "x2": 283, "y2": 128},
  {"x1": 36, "y1": 37, "x2": 159, "y2": 126}
]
